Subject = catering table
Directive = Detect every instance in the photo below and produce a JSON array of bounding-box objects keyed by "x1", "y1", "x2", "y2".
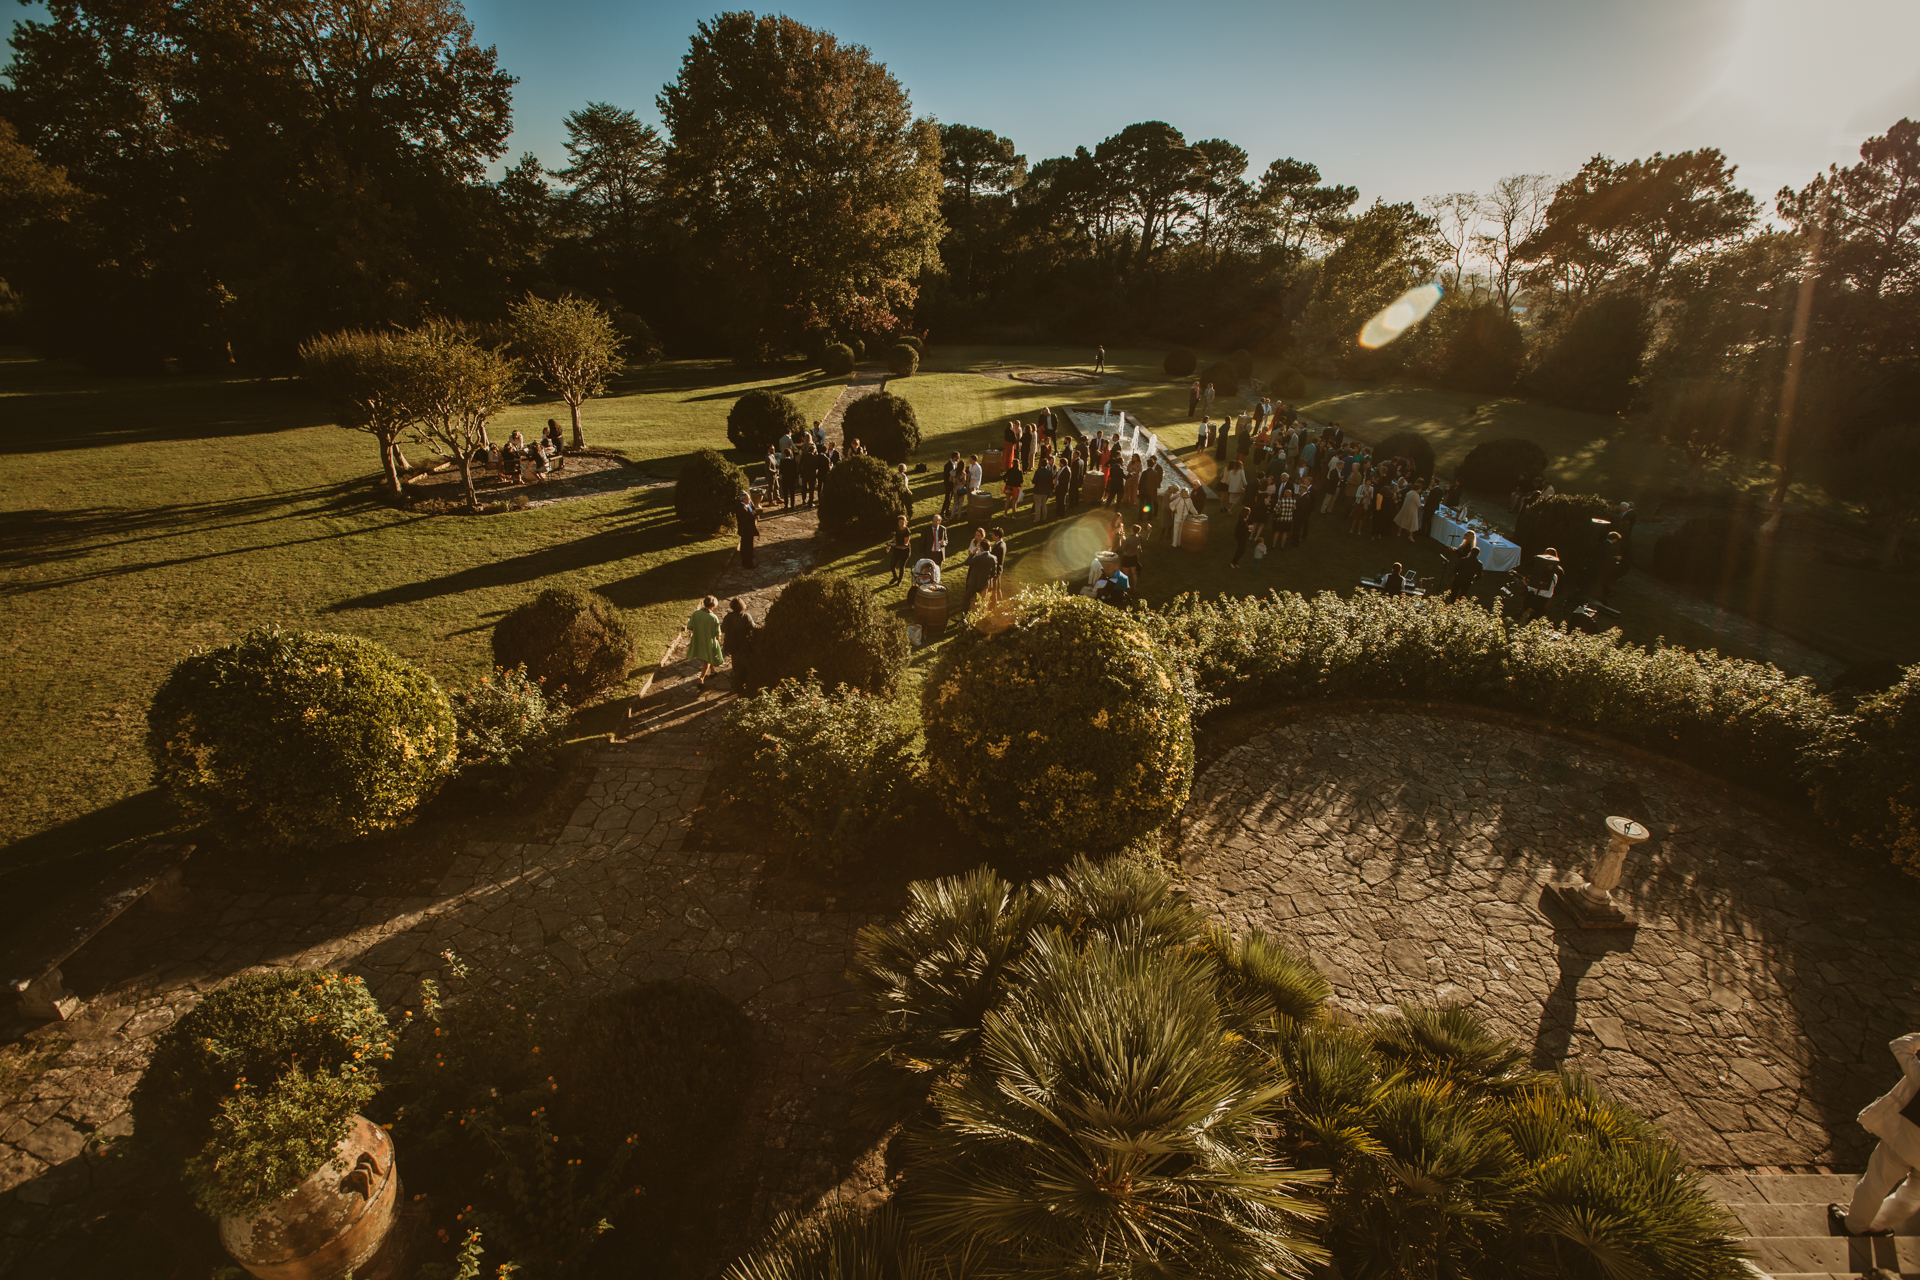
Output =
[{"x1": 1429, "y1": 507, "x2": 1521, "y2": 572}]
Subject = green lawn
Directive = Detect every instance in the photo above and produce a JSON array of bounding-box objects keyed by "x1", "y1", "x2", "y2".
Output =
[{"x1": 2, "y1": 343, "x2": 1909, "y2": 916}]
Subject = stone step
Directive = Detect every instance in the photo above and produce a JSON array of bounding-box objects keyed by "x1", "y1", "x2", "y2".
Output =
[
  {"x1": 1731, "y1": 1201, "x2": 1920, "y2": 1237},
  {"x1": 1711, "y1": 1173, "x2": 1861, "y2": 1205},
  {"x1": 1746, "y1": 1234, "x2": 1918, "y2": 1276}
]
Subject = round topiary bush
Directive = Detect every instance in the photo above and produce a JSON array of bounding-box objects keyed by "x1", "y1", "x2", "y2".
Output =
[
  {"x1": 886, "y1": 342, "x2": 920, "y2": 377},
  {"x1": 1164, "y1": 347, "x2": 1198, "y2": 378},
  {"x1": 133, "y1": 970, "x2": 393, "y2": 1177},
  {"x1": 1456, "y1": 436, "x2": 1549, "y2": 495},
  {"x1": 819, "y1": 453, "x2": 910, "y2": 542},
  {"x1": 1513, "y1": 492, "x2": 1615, "y2": 584},
  {"x1": 822, "y1": 343, "x2": 856, "y2": 377},
  {"x1": 848, "y1": 337, "x2": 867, "y2": 361},
  {"x1": 1650, "y1": 513, "x2": 1754, "y2": 589},
  {"x1": 556, "y1": 982, "x2": 757, "y2": 1168},
  {"x1": 147, "y1": 627, "x2": 456, "y2": 849},
  {"x1": 1199, "y1": 360, "x2": 1240, "y2": 398},
  {"x1": 921, "y1": 587, "x2": 1194, "y2": 861},
  {"x1": 492, "y1": 587, "x2": 639, "y2": 706},
  {"x1": 897, "y1": 334, "x2": 926, "y2": 356},
  {"x1": 842, "y1": 390, "x2": 922, "y2": 463},
  {"x1": 1373, "y1": 429, "x2": 1436, "y2": 481},
  {"x1": 734, "y1": 571, "x2": 908, "y2": 697},
  {"x1": 1229, "y1": 348, "x2": 1254, "y2": 379},
  {"x1": 1269, "y1": 364, "x2": 1307, "y2": 399},
  {"x1": 726, "y1": 389, "x2": 808, "y2": 455},
  {"x1": 675, "y1": 447, "x2": 747, "y2": 534},
  {"x1": 1808, "y1": 665, "x2": 1920, "y2": 878}
]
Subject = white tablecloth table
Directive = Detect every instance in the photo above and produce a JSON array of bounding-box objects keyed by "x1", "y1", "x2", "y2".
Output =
[{"x1": 1429, "y1": 508, "x2": 1521, "y2": 572}]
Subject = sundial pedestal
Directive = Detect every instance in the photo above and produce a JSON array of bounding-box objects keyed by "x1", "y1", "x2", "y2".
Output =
[{"x1": 1548, "y1": 816, "x2": 1650, "y2": 931}]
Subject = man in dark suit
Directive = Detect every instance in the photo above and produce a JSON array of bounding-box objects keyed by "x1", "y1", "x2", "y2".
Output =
[
  {"x1": 962, "y1": 541, "x2": 998, "y2": 616},
  {"x1": 736, "y1": 494, "x2": 759, "y2": 568}
]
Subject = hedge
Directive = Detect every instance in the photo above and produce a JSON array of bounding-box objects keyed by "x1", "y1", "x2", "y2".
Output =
[
  {"x1": 492, "y1": 588, "x2": 639, "y2": 705},
  {"x1": 1455, "y1": 437, "x2": 1549, "y2": 495},
  {"x1": 1373, "y1": 429, "x2": 1436, "y2": 482},
  {"x1": 1165, "y1": 347, "x2": 1198, "y2": 378},
  {"x1": 822, "y1": 343, "x2": 856, "y2": 376},
  {"x1": 886, "y1": 342, "x2": 920, "y2": 377},
  {"x1": 1807, "y1": 666, "x2": 1920, "y2": 877},
  {"x1": 922, "y1": 587, "x2": 1194, "y2": 861},
  {"x1": 818, "y1": 453, "x2": 909, "y2": 542},
  {"x1": 147, "y1": 627, "x2": 456, "y2": 849},
  {"x1": 1199, "y1": 360, "x2": 1240, "y2": 398},
  {"x1": 726, "y1": 389, "x2": 806, "y2": 455},
  {"x1": 674, "y1": 447, "x2": 747, "y2": 534},
  {"x1": 1651, "y1": 514, "x2": 1754, "y2": 590},
  {"x1": 733, "y1": 572, "x2": 908, "y2": 698},
  {"x1": 842, "y1": 391, "x2": 921, "y2": 463}
]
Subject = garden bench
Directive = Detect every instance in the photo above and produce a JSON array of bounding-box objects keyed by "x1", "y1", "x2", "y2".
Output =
[{"x1": 5, "y1": 842, "x2": 193, "y2": 1021}]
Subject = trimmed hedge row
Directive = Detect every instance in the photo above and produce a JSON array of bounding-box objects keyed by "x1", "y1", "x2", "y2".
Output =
[{"x1": 1146, "y1": 590, "x2": 1835, "y2": 800}]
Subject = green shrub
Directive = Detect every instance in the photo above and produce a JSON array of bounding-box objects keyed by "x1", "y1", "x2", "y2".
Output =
[
  {"x1": 675, "y1": 446, "x2": 748, "y2": 534},
  {"x1": 897, "y1": 334, "x2": 926, "y2": 356},
  {"x1": 1146, "y1": 591, "x2": 1834, "y2": 797},
  {"x1": 1270, "y1": 363, "x2": 1307, "y2": 399},
  {"x1": 822, "y1": 342, "x2": 856, "y2": 377},
  {"x1": 1456, "y1": 436, "x2": 1549, "y2": 494},
  {"x1": 492, "y1": 588, "x2": 639, "y2": 706},
  {"x1": 451, "y1": 665, "x2": 572, "y2": 784},
  {"x1": 818, "y1": 454, "x2": 909, "y2": 542},
  {"x1": 1807, "y1": 666, "x2": 1920, "y2": 877},
  {"x1": 1650, "y1": 513, "x2": 1754, "y2": 590},
  {"x1": 922, "y1": 586, "x2": 1194, "y2": 860},
  {"x1": 848, "y1": 337, "x2": 867, "y2": 361},
  {"x1": 1164, "y1": 347, "x2": 1198, "y2": 377},
  {"x1": 556, "y1": 982, "x2": 757, "y2": 1176},
  {"x1": 185, "y1": 1064, "x2": 373, "y2": 1218},
  {"x1": 1199, "y1": 359, "x2": 1240, "y2": 398},
  {"x1": 133, "y1": 970, "x2": 393, "y2": 1177},
  {"x1": 1373, "y1": 428, "x2": 1436, "y2": 481},
  {"x1": 712, "y1": 676, "x2": 919, "y2": 868},
  {"x1": 734, "y1": 572, "x2": 908, "y2": 698},
  {"x1": 726, "y1": 389, "x2": 808, "y2": 455},
  {"x1": 841, "y1": 390, "x2": 921, "y2": 463},
  {"x1": 1513, "y1": 492, "x2": 1613, "y2": 581},
  {"x1": 147, "y1": 627, "x2": 456, "y2": 849},
  {"x1": 1229, "y1": 347, "x2": 1254, "y2": 378},
  {"x1": 885, "y1": 342, "x2": 920, "y2": 377}
]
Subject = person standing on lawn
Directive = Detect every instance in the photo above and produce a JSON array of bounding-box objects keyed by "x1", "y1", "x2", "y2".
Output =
[
  {"x1": 1229, "y1": 504, "x2": 1254, "y2": 569},
  {"x1": 1095, "y1": 344, "x2": 1106, "y2": 373},
  {"x1": 886, "y1": 514, "x2": 911, "y2": 586}
]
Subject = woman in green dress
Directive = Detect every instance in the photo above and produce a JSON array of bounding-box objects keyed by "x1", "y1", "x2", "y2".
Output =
[{"x1": 688, "y1": 594, "x2": 725, "y2": 688}]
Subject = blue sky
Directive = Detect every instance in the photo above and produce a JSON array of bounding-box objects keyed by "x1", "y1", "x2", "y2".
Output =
[{"x1": 13, "y1": 0, "x2": 1920, "y2": 207}]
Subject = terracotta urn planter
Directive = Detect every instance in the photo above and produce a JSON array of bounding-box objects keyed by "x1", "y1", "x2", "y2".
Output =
[{"x1": 218, "y1": 1115, "x2": 402, "y2": 1280}]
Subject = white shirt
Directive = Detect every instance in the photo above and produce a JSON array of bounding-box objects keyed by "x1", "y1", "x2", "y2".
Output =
[
  {"x1": 967, "y1": 462, "x2": 983, "y2": 490},
  {"x1": 1861, "y1": 1032, "x2": 1920, "y2": 1165}
]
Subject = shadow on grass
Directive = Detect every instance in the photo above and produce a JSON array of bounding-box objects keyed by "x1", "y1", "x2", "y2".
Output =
[
  {"x1": 0, "y1": 478, "x2": 379, "y2": 564},
  {"x1": 0, "y1": 377, "x2": 336, "y2": 456}
]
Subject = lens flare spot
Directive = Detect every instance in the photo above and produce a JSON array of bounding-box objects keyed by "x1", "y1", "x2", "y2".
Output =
[{"x1": 1359, "y1": 282, "x2": 1444, "y2": 350}]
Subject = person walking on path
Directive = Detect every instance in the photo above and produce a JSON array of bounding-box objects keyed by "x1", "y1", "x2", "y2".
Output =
[
  {"x1": 688, "y1": 595, "x2": 725, "y2": 688},
  {"x1": 1833, "y1": 1032, "x2": 1920, "y2": 1238},
  {"x1": 1229, "y1": 505, "x2": 1254, "y2": 569},
  {"x1": 736, "y1": 493, "x2": 759, "y2": 568},
  {"x1": 886, "y1": 514, "x2": 912, "y2": 586},
  {"x1": 1095, "y1": 344, "x2": 1106, "y2": 373},
  {"x1": 719, "y1": 597, "x2": 754, "y2": 669}
]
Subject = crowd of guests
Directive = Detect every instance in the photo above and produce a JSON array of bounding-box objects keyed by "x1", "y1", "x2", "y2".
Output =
[{"x1": 471, "y1": 420, "x2": 568, "y2": 485}]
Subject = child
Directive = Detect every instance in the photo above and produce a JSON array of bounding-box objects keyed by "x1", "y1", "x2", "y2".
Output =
[{"x1": 1252, "y1": 539, "x2": 1268, "y2": 567}]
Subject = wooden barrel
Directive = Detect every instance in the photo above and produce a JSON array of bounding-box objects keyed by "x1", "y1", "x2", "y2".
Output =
[
  {"x1": 981, "y1": 452, "x2": 1005, "y2": 481},
  {"x1": 1181, "y1": 513, "x2": 1209, "y2": 551},
  {"x1": 914, "y1": 584, "x2": 948, "y2": 639},
  {"x1": 966, "y1": 491, "x2": 995, "y2": 526},
  {"x1": 1097, "y1": 551, "x2": 1120, "y2": 578},
  {"x1": 1082, "y1": 471, "x2": 1105, "y2": 502}
]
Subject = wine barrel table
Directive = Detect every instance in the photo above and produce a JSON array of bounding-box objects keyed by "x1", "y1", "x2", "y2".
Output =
[
  {"x1": 966, "y1": 491, "x2": 996, "y2": 526},
  {"x1": 1181, "y1": 513, "x2": 1209, "y2": 551},
  {"x1": 914, "y1": 584, "x2": 949, "y2": 640}
]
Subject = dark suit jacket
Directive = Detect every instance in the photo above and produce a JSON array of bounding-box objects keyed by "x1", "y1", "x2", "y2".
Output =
[{"x1": 737, "y1": 503, "x2": 758, "y2": 537}]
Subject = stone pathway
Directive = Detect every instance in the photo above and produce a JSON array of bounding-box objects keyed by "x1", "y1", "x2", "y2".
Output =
[
  {"x1": 0, "y1": 735, "x2": 884, "y2": 1275},
  {"x1": 1177, "y1": 706, "x2": 1920, "y2": 1173}
]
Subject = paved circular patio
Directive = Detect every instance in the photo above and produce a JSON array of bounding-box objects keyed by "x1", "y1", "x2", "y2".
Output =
[{"x1": 1175, "y1": 706, "x2": 1920, "y2": 1170}]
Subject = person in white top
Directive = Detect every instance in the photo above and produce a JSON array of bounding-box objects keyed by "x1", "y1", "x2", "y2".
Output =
[
  {"x1": 1167, "y1": 487, "x2": 1196, "y2": 546},
  {"x1": 1225, "y1": 460, "x2": 1247, "y2": 513},
  {"x1": 966, "y1": 456, "x2": 983, "y2": 493},
  {"x1": 1835, "y1": 1032, "x2": 1920, "y2": 1237}
]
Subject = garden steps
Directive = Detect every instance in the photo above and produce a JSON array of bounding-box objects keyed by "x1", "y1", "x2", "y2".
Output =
[{"x1": 1709, "y1": 1172, "x2": 1920, "y2": 1279}]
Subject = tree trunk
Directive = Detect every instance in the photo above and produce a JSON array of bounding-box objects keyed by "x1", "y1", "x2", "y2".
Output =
[
  {"x1": 456, "y1": 453, "x2": 480, "y2": 513},
  {"x1": 1879, "y1": 513, "x2": 1914, "y2": 570},
  {"x1": 377, "y1": 434, "x2": 403, "y2": 498},
  {"x1": 393, "y1": 443, "x2": 411, "y2": 473},
  {"x1": 569, "y1": 398, "x2": 585, "y2": 449}
]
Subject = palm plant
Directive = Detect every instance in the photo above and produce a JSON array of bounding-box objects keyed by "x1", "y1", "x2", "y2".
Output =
[
  {"x1": 1031, "y1": 855, "x2": 1207, "y2": 951},
  {"x1": 1201, "y1": 926, "x2": 1333, "y2": 1038},
  {"x1": 903, "y1": 937, "x2": 1327, "y2": 1279},
  {"x1": 1367, "y1": 1003, "x2": 1541, "y2": 1097},
  {"x1": 841, "y1": 867, "x2": 1048, "y2": 1120},
  {"x1": 724, "y1": 1202, "x2": 969, "y2": 1280}
]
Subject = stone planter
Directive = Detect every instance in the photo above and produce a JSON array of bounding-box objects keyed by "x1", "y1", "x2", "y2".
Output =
[{"x1": 219, "y1": 1115, "x2": 402, "y2": 1280}]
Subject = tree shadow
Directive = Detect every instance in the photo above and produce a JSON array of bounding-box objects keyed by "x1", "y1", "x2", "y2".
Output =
[
  {"x1": 0, "y1": 479, "x2": 377, "y2": 565},
  {"x1": 0, "y1": 377, "x2": 336, "y2": 456}
]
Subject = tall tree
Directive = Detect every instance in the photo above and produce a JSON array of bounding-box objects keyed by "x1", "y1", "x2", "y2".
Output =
[
  {"x1": 1779, "y1": 118, "x2": 1920, "y2": 299},
  {"x1": 1, "y1": 0, "x2": 517, "y2": 368},
  {"x1": 555, "y1": 102, "x2": 666, "y2": 247},
  {"x1": 1521, "y1": 150, "x2": 1757, "y2": 299},
  {"x1": 1421, "y1": 191, "x2": 1479, "y2": 294},
  {"x1": 658, "y1": 12, "x2": 943, "y2": 351},
  {"x1": 938, "y1": 123, "x2": 1025, "y2": 297},
  {"x1": 1094, "y1": 121, "x2": 1198, "y2": 273},
  {"x1": 1188, "y1": 138, "x2": 1251, "y2": 262},
  {"x1": 1294, "y1": 200, "x2": 1439, "y2": 373},
  {"x1": 1256, "y1": 158, "x2": 1358, "y2": 257},
  {"x1": 508, "y1": 293, "x2": 626, "y2": 448},
  {"x1": 299, "y1": 329, "x2": 419, "y2": 498},
  {"x1": 393, "y1": 320, "x2": 522, "y2": 512},
  {"x1": 1473, "y1": 173, "x2": 1552, "y2": 314}
]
